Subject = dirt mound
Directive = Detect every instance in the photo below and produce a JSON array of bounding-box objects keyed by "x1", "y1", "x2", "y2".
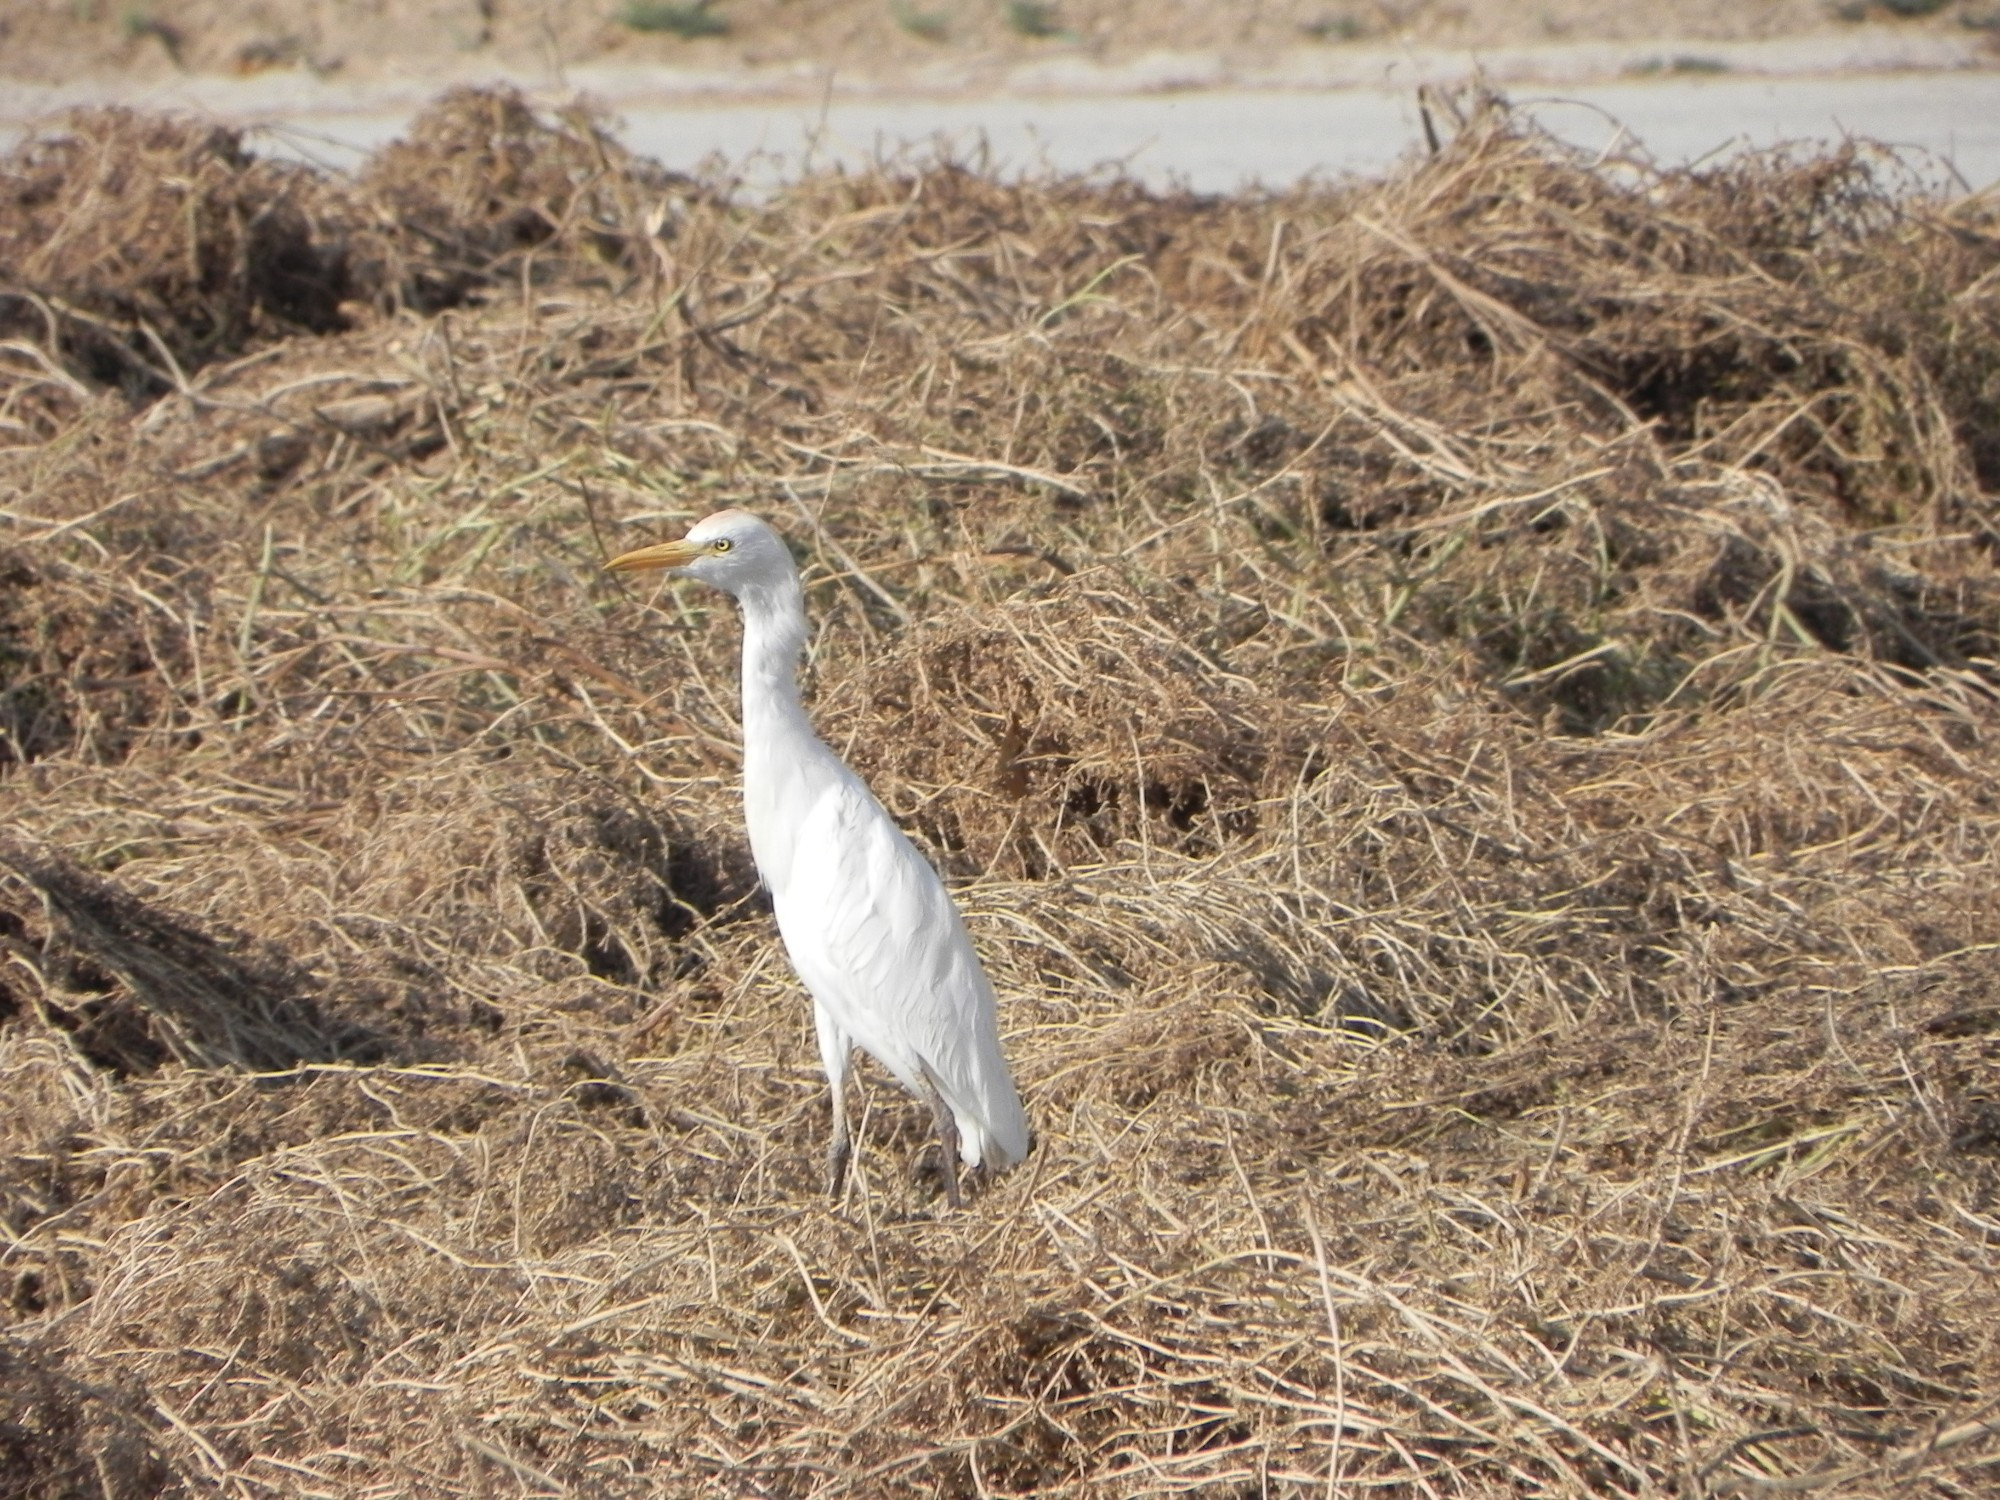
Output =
[
  {"x1": 354, "y1": 85, "x2": 701, "y2": 314},
  {"x1": 823, "y1": 581, "x2": 1290, "y2": 876},
  {"x1": 0, "y1": 109, "x2": 353, "y2": 399},
  {"x1": 0, "y1": 835, "x2": 362, "y2": 1071},
  {"x1": 0, "y1": 88, "x2": 698, "y2": 413},
  {"x1": 0, "y1": 1335, "x2": 172, "y2": 1500},
  {"x1": 2, "y1": 86, "x2": 1999, "y2": 1497}
]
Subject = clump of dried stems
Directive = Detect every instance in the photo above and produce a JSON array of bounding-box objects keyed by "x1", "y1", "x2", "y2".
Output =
[{"x1": 3, "y1": 86, "x2": 1999, "y2": 1497}]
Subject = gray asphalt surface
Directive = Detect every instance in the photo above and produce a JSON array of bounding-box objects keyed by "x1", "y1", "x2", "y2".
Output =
[{"x1": 6, "y1": 58, "x2": 1997, "y2": 192}]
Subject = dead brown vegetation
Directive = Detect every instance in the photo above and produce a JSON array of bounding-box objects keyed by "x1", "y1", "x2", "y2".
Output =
[
  {"x1": 3, "y1": 86, "x2": 2000, "y2": 1497},
  {"x1": 0, "y1": 109, "x2": 352, "y2": 400}
]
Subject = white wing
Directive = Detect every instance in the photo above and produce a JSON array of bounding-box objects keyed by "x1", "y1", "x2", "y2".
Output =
[{"x1": 771, "y1": 770, "x2": 1028, "y2": 1169}]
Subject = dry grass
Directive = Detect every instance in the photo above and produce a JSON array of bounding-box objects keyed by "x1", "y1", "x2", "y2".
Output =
[{"x1": 3, "y1": 86, "x2": 2000, "y2": 1497}]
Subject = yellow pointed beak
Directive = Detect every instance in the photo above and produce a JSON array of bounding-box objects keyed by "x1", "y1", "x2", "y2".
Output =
[{"x1": 605, "y1": 538, "x2": 703, "y2": 573}]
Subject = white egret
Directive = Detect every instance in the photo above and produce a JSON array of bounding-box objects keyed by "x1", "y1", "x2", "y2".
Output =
[{"x1": 607, "y1": 509, "x2": 1029, "y2": 1205}]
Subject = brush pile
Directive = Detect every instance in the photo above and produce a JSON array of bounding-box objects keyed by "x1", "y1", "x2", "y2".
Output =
[{"x1": 3, "y1": 86, "x2": 1999, "y2": 1497}]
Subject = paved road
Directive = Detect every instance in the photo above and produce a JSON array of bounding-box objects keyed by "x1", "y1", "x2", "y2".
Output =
[
  {"x1": 564, "y1": 70, "x2": 2000, "y2": 193},
  {"x1": 6, "y1": 58, "x2": 1997, "y2": 192}
]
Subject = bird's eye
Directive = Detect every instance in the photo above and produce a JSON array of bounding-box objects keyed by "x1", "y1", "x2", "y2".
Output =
[{"x1": 712, "y1": 539, "x2": 733, "y2": 553}]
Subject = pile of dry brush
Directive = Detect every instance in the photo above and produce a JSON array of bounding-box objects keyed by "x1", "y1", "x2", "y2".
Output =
[{"x1": 3, "y1": 86, "x2": 2000, "y2": 1497}]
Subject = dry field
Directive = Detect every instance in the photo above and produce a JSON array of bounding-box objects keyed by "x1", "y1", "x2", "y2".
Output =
[
  {"x1": 2, "y1": 0, "x2": 1976, "y2": 87},
  {"x1": 4, "y1": 87, "x2": 2000, "y2": 1498}
]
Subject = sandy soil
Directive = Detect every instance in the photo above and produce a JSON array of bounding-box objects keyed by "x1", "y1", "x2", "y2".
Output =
[{"x1": 2, "y1": 0, "x2": 1995, "y2": 93}]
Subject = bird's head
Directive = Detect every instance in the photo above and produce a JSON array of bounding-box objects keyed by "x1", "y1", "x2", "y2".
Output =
[{"x1": 605, "y1": 508, "x2": 795, "y2": 598}]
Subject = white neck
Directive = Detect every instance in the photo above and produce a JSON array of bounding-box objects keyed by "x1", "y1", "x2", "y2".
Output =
[
  {"x1": 734, "y1": 570, "x2": 821, "y2": 774},
  {"x1": 731, "y1": 570, "x2": 833, "y2": 895}
]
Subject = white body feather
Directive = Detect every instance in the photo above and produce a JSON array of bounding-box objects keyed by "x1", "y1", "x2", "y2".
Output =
[{"x1": 676, "y1": 510, "x2": 1029, "y2": 1171}]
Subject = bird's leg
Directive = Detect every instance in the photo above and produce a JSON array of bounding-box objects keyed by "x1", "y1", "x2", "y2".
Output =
[
  {"x1": 917, "y1": 1067, "x2": 963, "y2": 1209},
  {"x1": 825, "y1": 1099, "x2": 852, "y2": 1200},
  {"x1": 814, "y1": 1005, "x2": 854, "y2": 1202}
]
